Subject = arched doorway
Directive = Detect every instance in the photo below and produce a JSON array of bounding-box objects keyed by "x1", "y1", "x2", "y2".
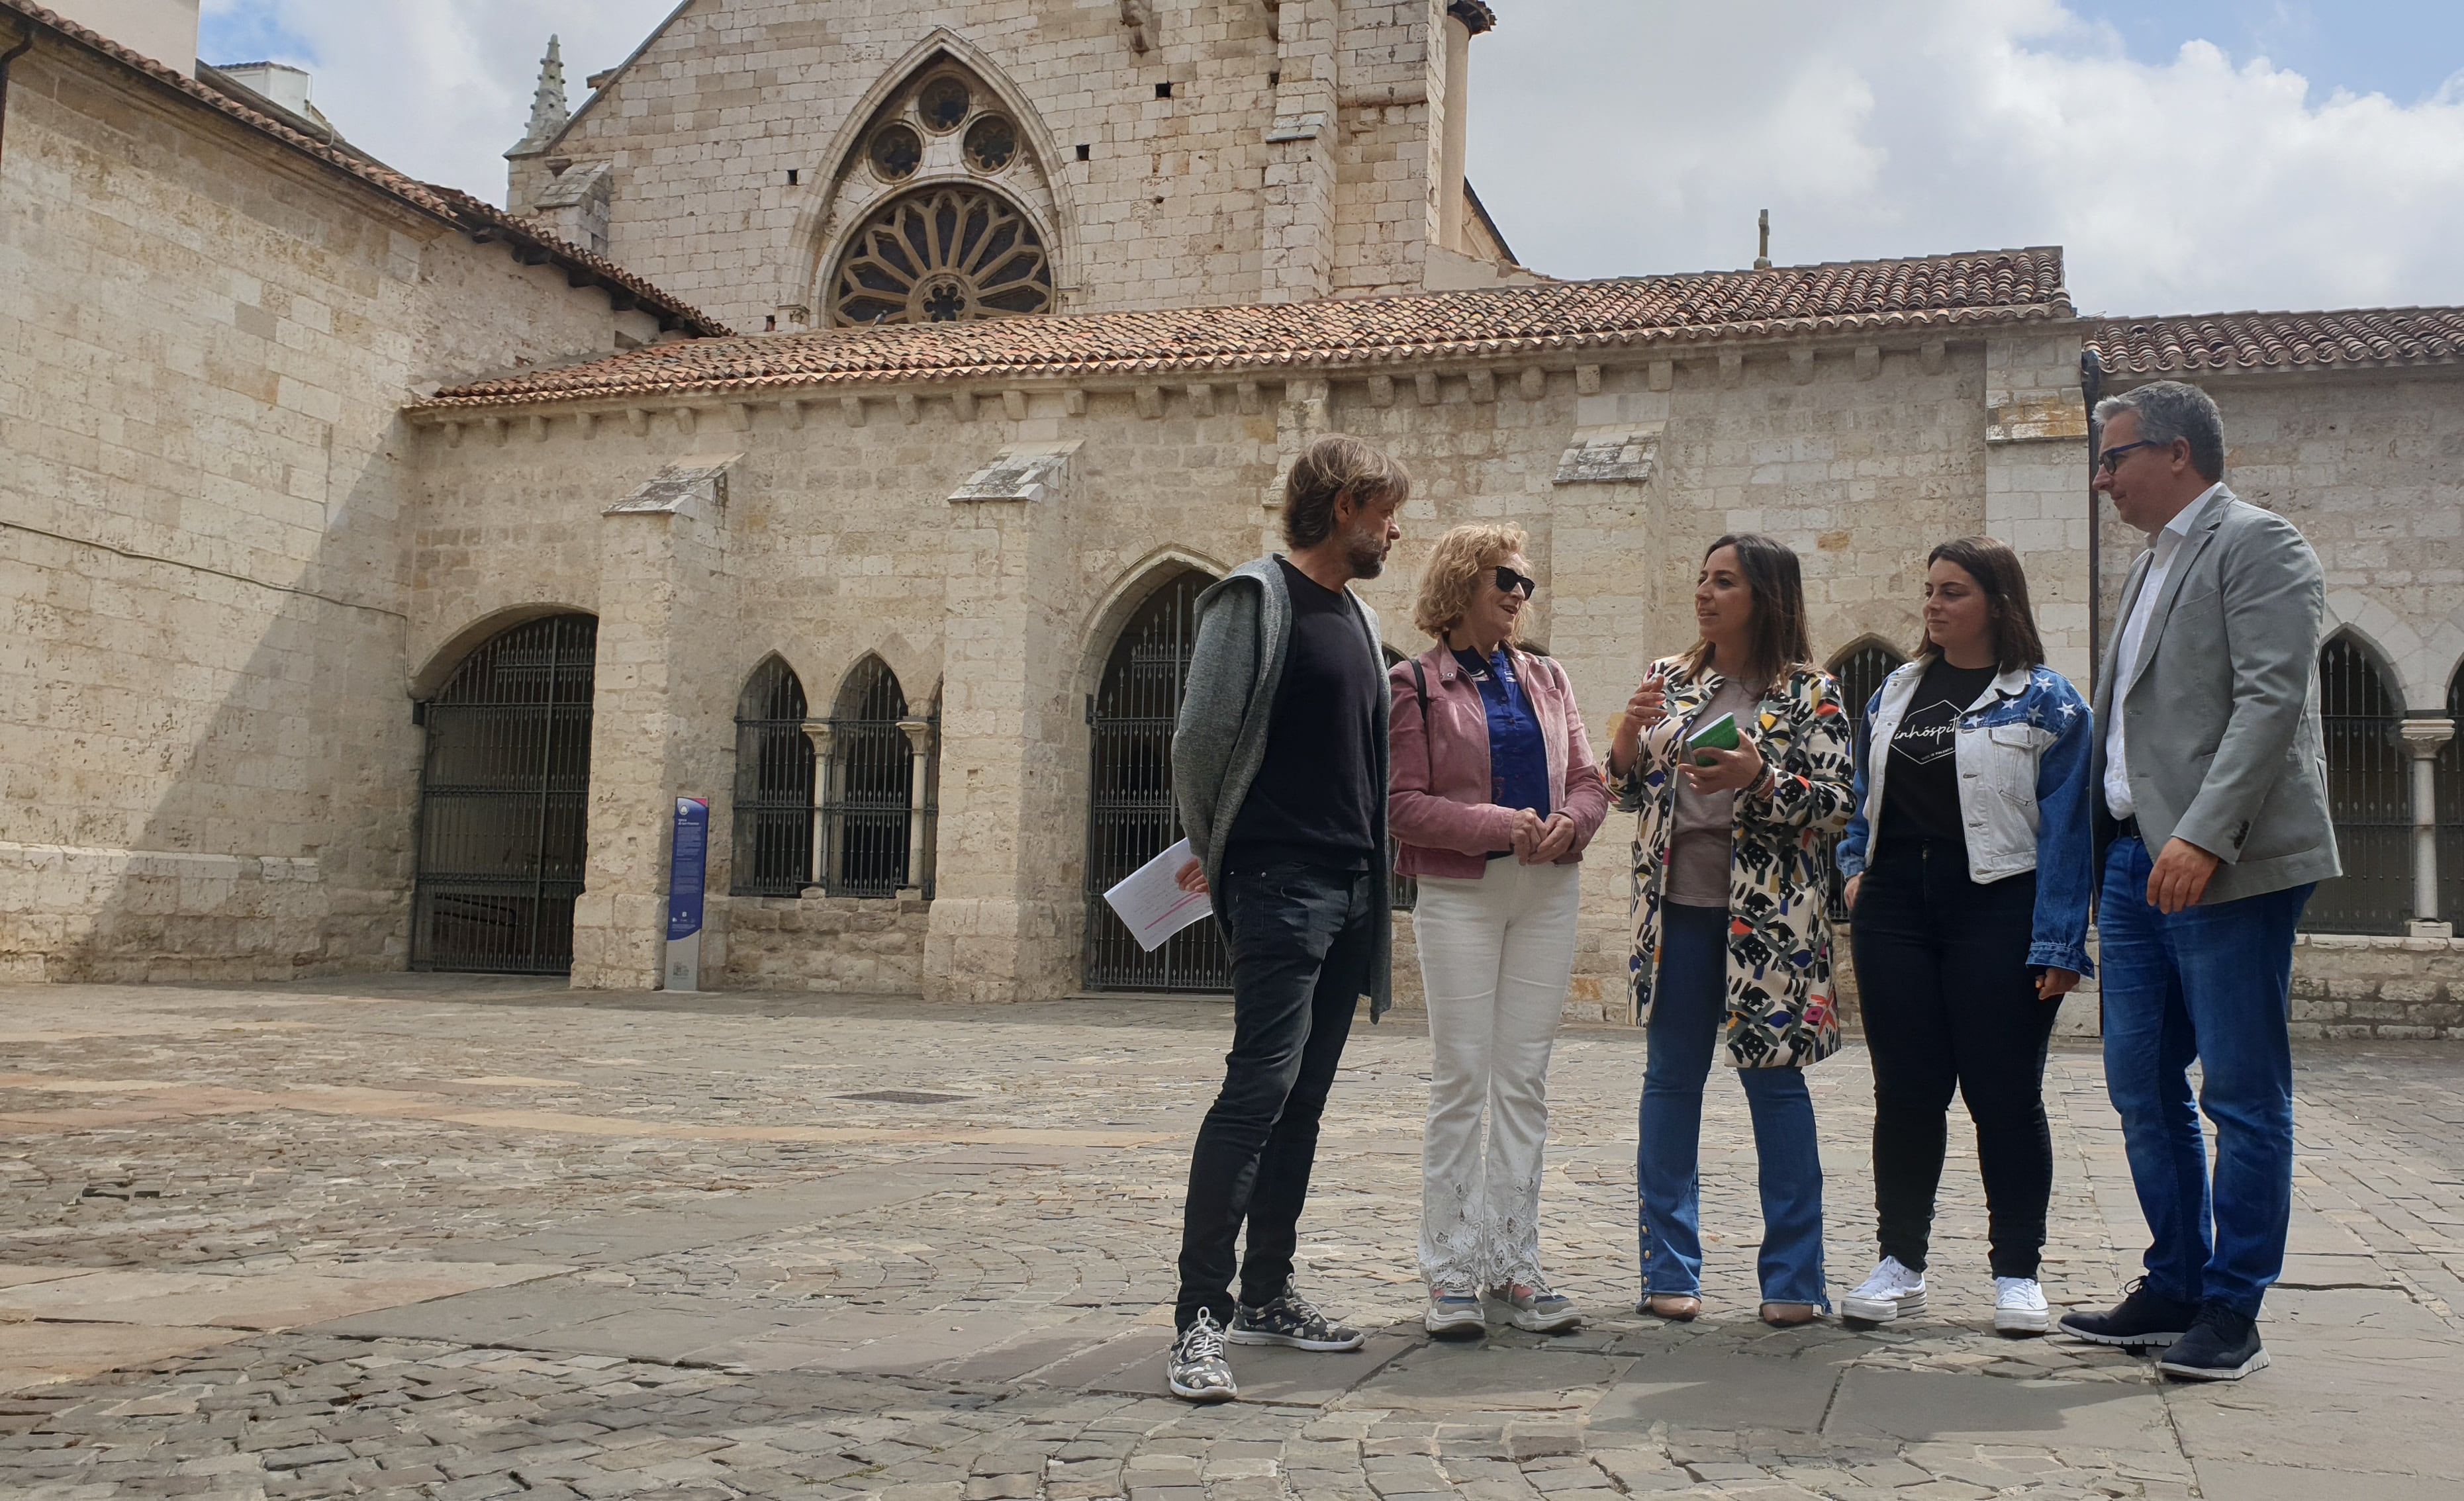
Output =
[
  {"x1": 1084, "y1": 570, "x2": 1231, "y2": 991},
  {"x1": 1828, "y1": 638, "x2": 1909, "y2": 764},
  {"x1": 411, "y1": 614, "x2": 597, "y2": 972}
]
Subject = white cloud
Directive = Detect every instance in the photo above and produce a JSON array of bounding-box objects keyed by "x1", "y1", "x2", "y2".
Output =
[
  {"x1": 1469, "y1": 0, "x2": 2464, "y2": 313},
  {"x1": 201, "y1": 0, "x2": 2464, "y2": 316}
]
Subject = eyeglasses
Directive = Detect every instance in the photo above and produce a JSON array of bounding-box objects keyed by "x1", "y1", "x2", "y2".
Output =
[
  {"x1": 1493, "y1": 566, "x2": 1537, "y2": 599},
  {"x1": 2095, "y1": 439, "x2": 2164, "y2": 475}
]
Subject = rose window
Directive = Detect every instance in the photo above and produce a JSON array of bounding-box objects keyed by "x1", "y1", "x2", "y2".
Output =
[
  {"x1": 869, "y1": 122, "x2": 921, "y2": 181},
  {"x1": 918, "y1": 76, "x2": 971, "y2": 132},
  {"x1": 830, "y1": 185, "x2": 1053, "y2": 326},
  {"x1": 963, "y1": 114, "x2": 1018, "y2": 172}
]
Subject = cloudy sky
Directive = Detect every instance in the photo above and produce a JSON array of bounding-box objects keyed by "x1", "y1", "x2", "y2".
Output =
[{"x1": 197, "y1": 0, "x2": 2464, "y2": 317}]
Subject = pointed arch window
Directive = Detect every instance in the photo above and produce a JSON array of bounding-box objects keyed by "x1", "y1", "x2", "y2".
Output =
[
  {"x1": 1828, "y1": 639, "x2": 1909, "y2": 766},
  {"x1": 732, "y1": 658, "x2": 816, "y2": 897},
  {"x1": 818, "y1": 657, "x2": 939, "y2": 898},
  {"x1": 2441, "y1": 665, "x2": 2464, "y2": 927},
  {"x1": 2307, "y1": 634, "x2": 2408, "y2": 934},
  {"x1": 825, "y1": 58, "x2": 1056, "y2": 328}
]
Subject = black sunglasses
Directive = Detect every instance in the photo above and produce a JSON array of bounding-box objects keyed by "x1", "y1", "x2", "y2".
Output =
[
  {"x1": 1493, "y1": 566, "x2": 1537, "y2": 598},
  {"x1": 2095, "y1": 438, "x2": 2165, "y2": 475}
]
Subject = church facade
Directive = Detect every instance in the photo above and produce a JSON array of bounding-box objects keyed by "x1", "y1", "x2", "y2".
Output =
[{"x1": 5, "y1": 0, "x2": 2462, "y2": 1037}]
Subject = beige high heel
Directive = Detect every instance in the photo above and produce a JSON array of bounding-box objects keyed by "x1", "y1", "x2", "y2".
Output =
[
  {"x1": 1642, "y1": 1293, "x2": 1702, "y2": 1320},
  {"x1": 1759, "y1": 1301, "x2": 1819, "y2": 1327}
]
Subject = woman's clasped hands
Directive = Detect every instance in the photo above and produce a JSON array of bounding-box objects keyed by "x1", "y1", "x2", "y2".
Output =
[{"x1": 1509, "y1": 807, "x2": 1578, "y2": 864}]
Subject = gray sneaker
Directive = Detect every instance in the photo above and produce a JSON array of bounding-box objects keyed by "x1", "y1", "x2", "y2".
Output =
[
  {"x1": 1425, "y1": 1285, "x2": 1486, "y2": 1338},
  {"x1": 1486, "y1": 1281, "x2": 1581, "y2": 1333},
  {"x1": 1166, "y1": 1310, "x2": 1237, "y2": 1402}
]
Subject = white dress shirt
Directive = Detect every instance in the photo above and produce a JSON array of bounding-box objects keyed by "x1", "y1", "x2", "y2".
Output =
[{"x1": 2105, "y1": 483, "x2": 2224, "y2": 822}]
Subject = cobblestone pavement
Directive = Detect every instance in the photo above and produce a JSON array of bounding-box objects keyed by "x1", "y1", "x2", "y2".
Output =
[{"x1": 3, "y1": 979, "x2": 2461, "y2": 1500}]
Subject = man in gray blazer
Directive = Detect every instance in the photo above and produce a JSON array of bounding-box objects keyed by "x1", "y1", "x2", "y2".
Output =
[{"x1": 2058, "y1": 381, "x2": 2338, "y2": 1381}]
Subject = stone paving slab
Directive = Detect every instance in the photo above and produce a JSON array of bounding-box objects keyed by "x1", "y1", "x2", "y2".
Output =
[{"x1": 1, "y1": 979, "x2": 2462, "y2": 1498}]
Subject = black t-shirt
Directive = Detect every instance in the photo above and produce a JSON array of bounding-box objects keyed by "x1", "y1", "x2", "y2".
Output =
[
  {"x1": 1223, "y1": 558, "x2": 1382, "y2": 870},
  {"x1": 1877, "y1": 658, "x2": 2002, "y2": 853}
]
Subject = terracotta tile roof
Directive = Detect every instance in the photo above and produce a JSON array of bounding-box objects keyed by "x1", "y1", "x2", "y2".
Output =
[
  {"x1": 0, "y1": 0, "x2": 729, "y2": 338},
  {"x1": 2088, "y1": 308, "x2": 2464, "y2": 376},
  {"x1": 415, "y1": 248, "x2": 2071, "y2": 410}
]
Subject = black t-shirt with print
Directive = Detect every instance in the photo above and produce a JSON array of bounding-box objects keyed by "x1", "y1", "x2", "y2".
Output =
[{"x1": 1877, "y1": 658, "x2": 2001, "y2": 854}]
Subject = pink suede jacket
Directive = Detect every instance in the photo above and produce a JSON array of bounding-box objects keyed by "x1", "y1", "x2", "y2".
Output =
[{"x1": 1387, "y1": 645, "x2": 1611, "y2": 879}]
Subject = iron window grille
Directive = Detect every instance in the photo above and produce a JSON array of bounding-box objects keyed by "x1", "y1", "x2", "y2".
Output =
[
  {"x1": 732, "y1": 659, "x2": 816, "y2": 896},
  {"x1": 411, "y1": 614, "x2": 597, "y2": 974},
  {"x1": 2439, "y1": 668, "x2": 2464, "y2": 926},
  {"x1": 2306, "y1": 635, "x2": 2409, "y2": 935},
  {"x1": 732, "y1": 657, "x2": 939, "y2": 900}
]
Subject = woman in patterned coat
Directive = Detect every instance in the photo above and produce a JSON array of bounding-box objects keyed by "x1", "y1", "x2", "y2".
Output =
[{"x1": 1606, "y1": 533, "x2": 1856, "y2": 1326}]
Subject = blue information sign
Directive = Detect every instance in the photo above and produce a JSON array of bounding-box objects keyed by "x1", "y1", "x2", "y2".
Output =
[{"x1": 667, "y1": 797, "x2": 708, "y2": 940}]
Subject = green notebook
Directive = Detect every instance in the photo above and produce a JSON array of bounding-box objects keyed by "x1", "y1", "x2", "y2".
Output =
[{"x1": 1687, "y1": 711, "x2": 1740, "y2": 766}]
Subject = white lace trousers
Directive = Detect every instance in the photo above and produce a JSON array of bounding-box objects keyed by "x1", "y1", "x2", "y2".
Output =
[{"x1": 1413, "y1": 858, "x2": 1582, "y2": 1291}]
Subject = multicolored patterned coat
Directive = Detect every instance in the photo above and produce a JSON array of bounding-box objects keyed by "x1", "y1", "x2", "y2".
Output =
[{"x1": 1613, "y1": 658, "x2": 1856, "y2": 1069}]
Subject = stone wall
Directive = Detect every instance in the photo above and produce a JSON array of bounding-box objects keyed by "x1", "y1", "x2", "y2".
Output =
[
  {"x1": 720, "y1": 894, "x2": 929, "y2": 995},
  {"x1": 0, "y1": 36, "x2": 673, "y2": 981},
  {"x1": 410, "y1": 328, "x2": 2019, "y2": 1004},
  {"x1": 2293, "y1": 935, "x2": 2464, "y2": 1039},
  {"x1": 513, "y1": 0, "x2": 1475, "y2": 332}
]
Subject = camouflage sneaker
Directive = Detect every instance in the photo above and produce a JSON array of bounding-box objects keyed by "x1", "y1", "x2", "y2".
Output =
[
  {"x1": 1227, "y1": 1283, "x2": 1364, "y2": 1351},
  {"x1": 1166, "y1": 1310, "x2": 1237, "y2": 1402}
]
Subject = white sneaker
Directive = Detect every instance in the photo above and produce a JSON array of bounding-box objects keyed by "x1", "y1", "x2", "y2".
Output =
[
  {"x1": 1841, "y1": 1256, "x2": 1927, "y2": 1324},
  {"x1": 1995, "y1": 1277, "x2": 2051, "y2": 1335}
]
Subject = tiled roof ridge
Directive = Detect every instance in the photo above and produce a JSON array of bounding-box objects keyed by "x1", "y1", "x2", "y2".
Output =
[
  {"x1": 2088, "y1": 306, "x2": 2464, "y2": 375},
  {"x1": 415, "y1": 246, "x2": 2073, "y2": 411},
  {"x1": 0, "y1": 0, "x2": 730, "y2": 338}
]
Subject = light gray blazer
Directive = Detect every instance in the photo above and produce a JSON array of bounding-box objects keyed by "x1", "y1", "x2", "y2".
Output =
[
  {"x1": 2091, "y1": 484, "x2": 2340, "y2": 903},
  {"x1": 1172, "y1": 556, "x2": 1393, "y2": 1016}
]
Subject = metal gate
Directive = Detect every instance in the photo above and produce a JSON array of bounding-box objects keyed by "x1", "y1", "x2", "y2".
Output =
[
  {"x1": 412, "y1": 614, "x2": 596, "y2": 973},
  {"x1": 1830, "y1": 641, "x2": 1908, "y2": 765},
  {"x1": 1084, "y1": 570, "x2": 1231, "y2": 991},
  {"x1": 2306, "y1": 635, "x2": 2408, "y2": 934}
]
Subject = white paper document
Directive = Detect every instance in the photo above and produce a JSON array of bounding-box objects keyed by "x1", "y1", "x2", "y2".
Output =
[{"x1": 1102, "y1": 837, "x2": 1214, "y2": 952}]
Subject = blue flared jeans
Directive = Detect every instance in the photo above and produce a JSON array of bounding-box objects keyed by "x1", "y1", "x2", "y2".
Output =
[
  {"x1": 1637, "y1": 900, "x2": 1828, "y2": 1308},
  {"x1": 2098, "y1": 835, "x2": 2313, "y2": 1318}
]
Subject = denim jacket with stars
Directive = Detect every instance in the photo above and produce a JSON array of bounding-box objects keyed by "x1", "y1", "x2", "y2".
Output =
[{"x1": 1836, "y1": 660, "x2": 2097, "y2": 978}]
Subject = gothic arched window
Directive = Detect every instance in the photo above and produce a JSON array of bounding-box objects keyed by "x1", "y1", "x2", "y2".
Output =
[
  {"x1": 824, "y1": 657, "x2": 935, "y2": 897},
  {"x1": 831, "y1": 185, "x2": 1053, "y2": 326},
  {"x1": 732, "y1": 658, "x2": 815, "y2": 897},
  {"x1": 2308, "y1": 634, "x2": 2407, "y2": 934},
  {"x1": 824, "y1": 59, "x2": 1057, "y2": 328}
]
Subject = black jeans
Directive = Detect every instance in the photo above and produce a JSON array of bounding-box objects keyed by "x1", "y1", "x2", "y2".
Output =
[
  {"x1": 1174, "y1": 859, "x2": 1379, "y2": 1331},
  {"x1": 1850, "y1": 840, "x2": 2060, "y2": 1279}
]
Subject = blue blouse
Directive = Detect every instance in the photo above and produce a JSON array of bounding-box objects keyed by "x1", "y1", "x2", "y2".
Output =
[{"x1": 1453, "y1": 647, "x2": 1551, "y2": 820}]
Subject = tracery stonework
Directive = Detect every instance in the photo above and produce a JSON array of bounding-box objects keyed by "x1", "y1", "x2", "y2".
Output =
[{"x1": 830, "y1": 185, "x2": 1054, "y2": 326}]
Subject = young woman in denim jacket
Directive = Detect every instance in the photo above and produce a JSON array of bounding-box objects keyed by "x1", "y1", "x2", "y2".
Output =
[{"x1": 1834, "y1": 537, "x2": 2095, "y2": 1336}]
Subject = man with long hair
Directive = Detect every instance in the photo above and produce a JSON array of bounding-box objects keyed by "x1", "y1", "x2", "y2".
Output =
[{"x1": 1161, "y1": 434, "x2": 1407, "y2": 1402}]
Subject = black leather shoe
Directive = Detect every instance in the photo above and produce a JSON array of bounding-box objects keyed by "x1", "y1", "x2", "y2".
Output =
[
  {"x1": 2058, "y1": 1279, "x2": 2197, "y2": 1348},
  {"x1": 2157, "y1": 1302, "x2": 2269, "y2": 1381}
]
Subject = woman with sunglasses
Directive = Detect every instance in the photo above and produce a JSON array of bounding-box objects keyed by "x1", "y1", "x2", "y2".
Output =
[
  {"x1": 1834, "y1": 537, "x2": 2093, "y2": 1334},
  {"x1": 1607, "y1": 533, "x2": 1855, "y2": 1326},
  {"x1": 1390, "y1": 524, "x2": 1608, "y2": 1338}
]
